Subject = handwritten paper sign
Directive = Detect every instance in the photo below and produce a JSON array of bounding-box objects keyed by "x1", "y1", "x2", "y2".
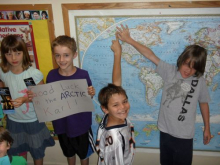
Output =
[{"x1": 30, "y1": 79, "x2": 94, "y2": 122}]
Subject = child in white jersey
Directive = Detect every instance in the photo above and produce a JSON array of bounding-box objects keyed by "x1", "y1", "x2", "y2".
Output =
[
  {"x1": 96, "y1": 34, "x2": 135, "y2": 165},
  {"x1": 116, "y1": 24, "x2": 211, "y2": 165}
]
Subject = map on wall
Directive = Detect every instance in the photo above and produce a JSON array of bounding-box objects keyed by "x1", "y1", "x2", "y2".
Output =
[{"x1": 74, "y1": 14, "x2": 220, "y2": 151}]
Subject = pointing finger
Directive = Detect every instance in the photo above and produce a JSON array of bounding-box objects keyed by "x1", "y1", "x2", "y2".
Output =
[
  {"x1": 115, "y1": 32, "x2": 119, "y2": 41},
  {"x1": 121, "y1": 24, "x2": 126, "y2": 30},
  {"x1": 116, "y1": 26, "x2": 122, "y2": 32}
]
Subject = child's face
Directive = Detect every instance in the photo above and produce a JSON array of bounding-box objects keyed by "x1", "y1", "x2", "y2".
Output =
[
  {"x1": 179, "y1": 59, "x2": 196, "y2": 79},
  {"x1": 24, "y1": 13, "x2": 30, "y2": 18},
  {"x1": 33, "y1": 12, "x2": 40, "y2": 20},
  {"x1": 54, "y1": 45, "x2": 77, "y2": 72},
  {"x1": 7, "y1": 12, "x2": 13, "y2": 20},
  {"x1": 5, "y1": 50, "x2": 23, "y2": 69},
  {"x1": 102, "y1": 93, "x2": 130, "y2": 125},
  {"x1": 0, "y1": 141, "x2": 10, "y2": 157},
  {"x1": 42, "y1": 13, "x2": 46, "y2": 18},
  {"x1": 17, "y1": 12, "x2": 21, "y2": 19}
]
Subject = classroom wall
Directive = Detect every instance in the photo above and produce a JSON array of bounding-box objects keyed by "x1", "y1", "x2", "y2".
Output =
[{"x1": 0, "y1": 0, "x2": 220, "y2": 164}]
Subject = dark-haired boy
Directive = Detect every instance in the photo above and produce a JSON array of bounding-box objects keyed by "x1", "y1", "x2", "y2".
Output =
[{"x1": 96, "y1": 34, "x2": 135, "y2": 165}]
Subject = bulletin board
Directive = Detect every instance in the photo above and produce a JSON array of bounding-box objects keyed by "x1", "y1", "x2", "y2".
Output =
[
  {"x1": 62, "y1": 2, "x2": 220, "y2": 151},
  {"x1": 0, "y1": 4, "x2": 57, "y2": 72},
  {"x1": 0, "y1": 4, "x2": 57, "y2": 138}
]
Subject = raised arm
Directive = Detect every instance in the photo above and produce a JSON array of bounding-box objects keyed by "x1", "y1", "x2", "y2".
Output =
[
  {"x1": 111, "y1": 33, "x2": 122, "y2": 86},
  {"x1": 117, "y1": 24, "x2": 160, "y2": 66}
]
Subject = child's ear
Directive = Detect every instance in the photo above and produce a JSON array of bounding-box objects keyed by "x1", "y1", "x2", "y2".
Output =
[
  {"x1": 7, "y1": 142, "x2": 10, "y2": 150},
  {"x1": 73, "y1": 52, "x2": 78, "y2": 59},
  {"x1": 100, "y1": 106, "x2": 109, "y2": 114}
]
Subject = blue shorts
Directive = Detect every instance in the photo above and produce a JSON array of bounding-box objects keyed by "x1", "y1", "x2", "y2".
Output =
[
  {"x1": 58, "y1": 128, "x2": 95, "y2": 159},
  {"x1": 160, "y1": 131, "x2": 193, "y2": 165}
]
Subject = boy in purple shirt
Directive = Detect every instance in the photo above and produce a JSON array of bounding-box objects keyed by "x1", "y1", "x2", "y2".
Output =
[{"x1": 46, "y1": 35, "x2": 95, "y2": 165}]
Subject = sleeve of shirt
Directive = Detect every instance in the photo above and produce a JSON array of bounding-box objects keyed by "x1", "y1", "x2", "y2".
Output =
[
  {"x1": 198, "y1": 77, "x2": 211, "y2": 103},
  {"x1": 46, "y1": 70, "x2": 52, "y2": 84},
  {"x1": 155, "y1": 60, "x2": 176, "y2": 81},
  {"x1": 0, "y1": 68, "x2": 5, "y2": 82},
  {"x1": 31, "y1": 68, "x2": 44, "y2": 84},
  {"x1": 85, "y1": 71, "x2": 92, "y2": 87}
]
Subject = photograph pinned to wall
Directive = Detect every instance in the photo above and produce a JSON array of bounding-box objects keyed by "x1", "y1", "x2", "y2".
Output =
[
  {"x1": 0, "y1": 11, "x2": 5, "y2": 20},
  {"x1": 0, "y1": 22, "x2": 39, "y2": 68},
  {"x1": 23, "y1": 11, "x2": 32, "y2": 20},
  {"x1": 15, "y1": 11, "x2": 24, "y2": 20},
  {"x1": 0, "y1": 11, "x2": 19, "y2": 20},
  {"x1": 0, "y1": 10, "x2": 49, "y2": 20},
  {"x1": 31, "y1": 11, "x2": 41, "y2": 20},
  {"x1": 41, "y1": 11, "x2": 48, "y2": 20},
  {"x1": 5, "y1": 11, "x2": 17, "y2": 20}
]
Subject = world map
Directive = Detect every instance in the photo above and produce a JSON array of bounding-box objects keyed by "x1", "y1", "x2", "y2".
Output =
[{"x1": 76, "y1": 15, "x2": 220, "y2": 151}]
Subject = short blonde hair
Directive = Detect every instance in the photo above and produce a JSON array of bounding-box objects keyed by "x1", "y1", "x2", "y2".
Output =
[{"x1": 51, "y1": 35, "x2": 77, "y2": 54}]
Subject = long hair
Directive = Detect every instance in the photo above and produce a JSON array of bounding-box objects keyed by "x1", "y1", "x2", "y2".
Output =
[
  {"x1": 0, "y1": 35, "x2": 32, "y2": 73},
  {"x1": 177, "y1": 45, "x2": 207, "y2": 78}
]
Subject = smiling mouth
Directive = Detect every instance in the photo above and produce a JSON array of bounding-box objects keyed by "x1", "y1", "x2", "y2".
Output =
[
  {"x1": 118, "y1": 111, "x2": 127, "y2": 114},
  {"x1": 184, "y1": 72, "x2": 190, "y2": 76}
]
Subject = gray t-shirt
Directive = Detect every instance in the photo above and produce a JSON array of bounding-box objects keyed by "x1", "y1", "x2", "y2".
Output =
[{"x1": 156, "y1": 60, "x2": 210, "y2": 139}]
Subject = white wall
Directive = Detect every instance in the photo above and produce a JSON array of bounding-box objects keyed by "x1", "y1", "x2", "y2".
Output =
[
  {"x1": 0, "y1": 0, "x2": 217, "y2": 37},
  {"x1": 0, "y1": 0, "x2": 220, "y2": 164}
]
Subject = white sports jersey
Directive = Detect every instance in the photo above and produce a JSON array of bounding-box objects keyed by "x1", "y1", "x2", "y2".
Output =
[{"x1": 96, "y1": 114, "x2": 135, "y2": 165}]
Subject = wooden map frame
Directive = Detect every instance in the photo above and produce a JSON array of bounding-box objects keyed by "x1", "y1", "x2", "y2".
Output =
[
  {"x1": 61, "y1": 1, "x2": 220, "y2": 150},
  {"x1": 62, "y1": 1, "x2": 220, "y2": 36}
]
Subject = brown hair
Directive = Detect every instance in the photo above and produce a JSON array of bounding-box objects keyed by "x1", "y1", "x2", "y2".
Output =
[
  {"x1": 0, "y1": 35, "x2": 32, "y2": 73},
  {"x1": 51, "y1": 35, "x2": 77, "y2": 54},
  {"x1": 177, "y1": 45, "x2": 207, "y2": 78},
  {"x1": 0, "y1": 127, "x2": 13, "y2": 146},
  {"x1": 98, "y1": 83, "x2": 128, "y2": 109}
]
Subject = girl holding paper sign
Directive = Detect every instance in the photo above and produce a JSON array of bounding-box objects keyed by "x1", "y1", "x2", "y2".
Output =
[
  {"x1": 46, "y1": 35, "x2": 96, "y2": 165},
  {"x1": 0, "y1": 35, "x2": 55, "y2": 165}
]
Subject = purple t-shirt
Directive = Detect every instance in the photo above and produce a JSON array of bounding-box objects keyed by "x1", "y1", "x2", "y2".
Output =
[{"x1": 46, "y1": 67, "x2": 92, "y2": 138}]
